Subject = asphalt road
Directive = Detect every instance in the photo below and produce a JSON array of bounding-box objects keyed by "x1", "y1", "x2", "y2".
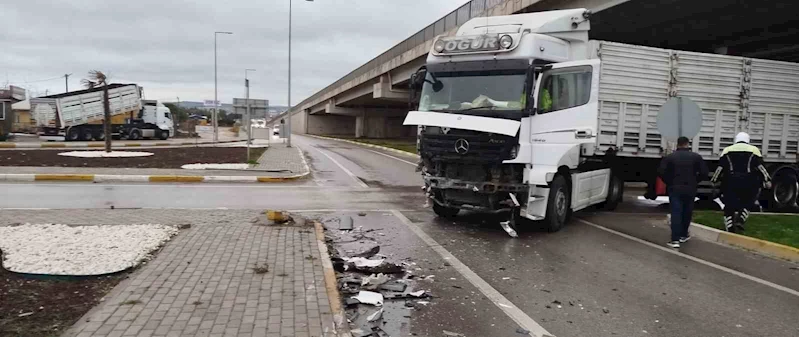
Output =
[{"x1": 2, "y1": 134, "x2": 798, "y2": 337}]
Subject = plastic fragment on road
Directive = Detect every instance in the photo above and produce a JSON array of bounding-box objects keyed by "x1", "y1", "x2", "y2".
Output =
[
  {"x1": 366, "y1": 308, "x2": 384, "y2": 322},
  {"x1": 345, "y1": 257, "x2": 385, "y2": 268},
  {"x1": 516, "y1": 328, "x2": 531, "y2": 335},
  {"x1": 352, "y1": 291, "x2": 384, "y2": 306},
  {"x1": 500, "y1": 220, "x2": 518, "y2": 238},
  {"x1": 378, "y1": 281, "x2": 408, "y2": 292},
  {"x1": 361, "y1": 273, "x2": 390, "y2": 289},
  {"x1": 17, "y1": 312, "x2": 33, "y2": 317},
  {"x1": 409, "y1": 290, "x2": 426, "y2": 297},
  {"x1": 340, "y1": 216, "x2": 354, "y2": 230},
  {"x1": 443, "y1": 330, "x2": 466, "y2": 337},
  {"x1": 353, "y1": 246, "x2": 380, "y2": 258}
]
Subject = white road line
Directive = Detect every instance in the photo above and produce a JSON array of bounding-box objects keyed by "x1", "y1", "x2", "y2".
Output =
[
  {"x1": 576, "y1": 218, "x2": 799, "y2": 297},
  {"x1": 391, "y1": 210, "x2": 553, "y2": 337},
  {"x1": 364, "y1": 148, "x2": 417, "y2": 166},
  {"x1": 312, "y1": 147, "x2": 369, "y2": 188}
]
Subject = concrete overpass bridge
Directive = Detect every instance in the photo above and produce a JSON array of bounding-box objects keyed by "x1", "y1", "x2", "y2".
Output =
[{"x1": 284, "y1": 0, "x2": 799, "y2": 139}]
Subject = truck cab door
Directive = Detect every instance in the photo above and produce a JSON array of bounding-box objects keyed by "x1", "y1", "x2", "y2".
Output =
[
  {"x1": 529, "y1": 59, "x2": 600, "y2": 148},
  {"x1": 522, "y1": 59, "x2": 602, "y2": 219}
]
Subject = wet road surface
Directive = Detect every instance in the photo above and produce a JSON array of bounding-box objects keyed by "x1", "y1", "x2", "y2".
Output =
[{"x1": 2, "y1": 134, "x2": 798, "y2": 337}]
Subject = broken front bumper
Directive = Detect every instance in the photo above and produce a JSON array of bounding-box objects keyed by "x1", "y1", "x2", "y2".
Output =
[{"x1": 424, "y1": 175, "x2": 528, "y2": 212}]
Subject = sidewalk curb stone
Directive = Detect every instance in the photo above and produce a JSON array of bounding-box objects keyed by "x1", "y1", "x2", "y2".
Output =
[
  {"x1": 313, "y1": 221, "x2": 352, "y2": 337},
  {"x1": 666, "y1": 214, "x2": 799, "y2": 263}
]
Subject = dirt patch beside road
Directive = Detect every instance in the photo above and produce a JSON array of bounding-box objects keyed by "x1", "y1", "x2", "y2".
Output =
[
  {"x1": 0, "y1": 263, "x2": 127, "y2": 337},
  {"x1": 0, "y1": 147, "x2": 266, "y2": 169}
]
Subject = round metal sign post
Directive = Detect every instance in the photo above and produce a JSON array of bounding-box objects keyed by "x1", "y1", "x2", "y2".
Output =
[{"x1": 657, "y1": 96, "x2": 702, "y2": 141}]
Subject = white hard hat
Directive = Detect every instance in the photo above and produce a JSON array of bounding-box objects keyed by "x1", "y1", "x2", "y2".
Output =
[{"x1": 735, "y1": 132, "x2": 750, "y2": 144}]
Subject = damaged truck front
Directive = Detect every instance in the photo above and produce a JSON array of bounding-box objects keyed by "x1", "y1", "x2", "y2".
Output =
[{"x1": 405, "y1": 9, "x2": 618, "y2": 234}]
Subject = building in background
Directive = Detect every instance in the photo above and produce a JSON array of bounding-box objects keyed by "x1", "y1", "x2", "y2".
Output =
[
  {"x1": 0, "y1": 86, "x2": 27, "y2": 139},
  {"x1": 11, "y1": 99, "x2": 34, "y2": 133}
]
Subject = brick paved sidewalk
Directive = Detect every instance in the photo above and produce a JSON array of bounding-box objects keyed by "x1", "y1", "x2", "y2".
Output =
[
  {"x1": 0, "y1": 210, "x2": 335, "y2": 337},
  {"x1": 254, "y1": 144, "x2": 308, "y2": 175}
]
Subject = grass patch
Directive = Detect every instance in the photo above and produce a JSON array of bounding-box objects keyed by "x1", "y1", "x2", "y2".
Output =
[
  {"x1": 338, "y1": 137, "x2": 417, "y2": 154},
  {"x1": 692, "y1": 210, "x2": 799, "y2": 248}
]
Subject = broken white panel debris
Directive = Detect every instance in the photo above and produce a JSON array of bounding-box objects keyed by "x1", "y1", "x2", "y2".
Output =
[
  {"x1": 352, "y1": 291, "x2": 384, "y2": 306},
  {"x1": 344, "y1": 257, "x2": 385, "y2": 268}
]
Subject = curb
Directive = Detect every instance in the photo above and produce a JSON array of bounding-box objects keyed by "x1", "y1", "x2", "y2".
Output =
[
  {"x1": 313, "y1": 221, "x2": 352, "y2": 337},
  {"x1": 0, "y1": 139, "x2": 243, "y2": 149},
  {"x1": 305, "y1": 134, "x2": 420, "y2": 159},
  {"x1": 0, "y1": 173, "x2": 309, "y2": 183},
  {"x1": 666, "y1": 215, "x2": 799, "y2": 263}
]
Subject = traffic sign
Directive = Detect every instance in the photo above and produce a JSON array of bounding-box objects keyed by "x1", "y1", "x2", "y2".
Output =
[{"x1": 657, "y1": 96, "x2": 702, "y2": 140}]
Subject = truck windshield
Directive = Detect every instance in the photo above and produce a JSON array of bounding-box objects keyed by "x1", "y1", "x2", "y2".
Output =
[{"x1": 419, "y1": 69, "x2": 526, "y2": 115}]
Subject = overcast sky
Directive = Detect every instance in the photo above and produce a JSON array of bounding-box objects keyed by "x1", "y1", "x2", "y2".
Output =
[{"x1": 1, "y1": 0, "x2": 468, "y2": 106}]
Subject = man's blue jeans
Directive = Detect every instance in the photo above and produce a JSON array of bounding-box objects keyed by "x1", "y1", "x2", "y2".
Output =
[{"x1": 669, "y1": 191, "x2": 695, "y2": 242}]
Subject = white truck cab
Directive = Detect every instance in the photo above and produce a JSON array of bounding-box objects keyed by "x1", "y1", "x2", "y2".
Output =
[
  {"x1": 404, "y1": 9, "x2": 615, "y2": 234},
  {"x1": 141, "y1": 100, "x2": 174, "y2": 137}
]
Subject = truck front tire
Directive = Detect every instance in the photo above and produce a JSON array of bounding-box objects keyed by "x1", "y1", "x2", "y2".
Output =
[
  {"x1": 159, "y1": 130, "x2": 170, "y2": 140},
  {"x1": 545, "y1": 175, "x2": 571, "y2": 232},
  {"x1": 433, "y1": 202, "x2": 459, "y2": 218}
]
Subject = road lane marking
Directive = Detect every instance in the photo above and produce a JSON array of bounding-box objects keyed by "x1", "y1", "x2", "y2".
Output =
[
  {"x1": 312, "y1": 147, "x2": 369, "y2": 188},
  {"x1": 391, "y1": 210, "x2": 553, "y2": 337},
  {"x1": 363, "y1": 148, "x2": 417, "y2": 166},
  {"x1": 576, "y1": 218, "x2": 799, "y2": 297}
]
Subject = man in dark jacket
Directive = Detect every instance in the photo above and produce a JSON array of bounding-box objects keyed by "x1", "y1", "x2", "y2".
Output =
[{"x1": 658, "y1": 136, "x2": 709, "y2": 248}]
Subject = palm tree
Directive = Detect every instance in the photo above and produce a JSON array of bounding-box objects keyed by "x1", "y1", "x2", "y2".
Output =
[{"x1": 81, "y1": 71, "x2": 112, "y2": 152}]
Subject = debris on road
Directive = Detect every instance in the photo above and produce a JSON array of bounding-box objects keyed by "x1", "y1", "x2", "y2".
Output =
[
  {"x1": 352, "y1": 291, "x2": 384, "y2": 306},
  {"x1": 366, "y1": 308, "x2": 384, "y2": 322},
  {"x1": 353, "y1": 245, "x2": 380, "y2": 258},
  {"x1": 361, "y1": 273, "x2": 390, "y2": 290},
  {"x1": 499, "y1": 220, "x2": 519, "y2": 238},
  {"x1": 443, "y1": 330, "x2": 466, "y2": 336},
  {"x1": 516, "y1": 327, "x2": 531, "y2": 335},
  {"x1": 340, "y1": 216, "x2": 354, "y2": 230}
]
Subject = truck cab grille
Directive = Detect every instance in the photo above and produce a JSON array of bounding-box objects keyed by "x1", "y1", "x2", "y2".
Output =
[{"x1": 420, "y1": 128, "x2": 515, "y2": 163}]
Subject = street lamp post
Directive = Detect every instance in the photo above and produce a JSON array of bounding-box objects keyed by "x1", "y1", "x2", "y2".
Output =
[
  {"x1": 245, "y1": 68, "x2": 256, "y2": 162},
  {"x1": 214, "y1": 31, "x2": 233, "y2": 143},
  {"x1": 287, "y1": 0, "x2": 314, "y2": 147}
]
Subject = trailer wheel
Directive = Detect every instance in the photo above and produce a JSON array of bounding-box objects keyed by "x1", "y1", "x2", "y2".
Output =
[
  {"x1": 93, "y1": 130, "x2": 105, "y2": 141},
  {"x1": 545, "y1": 175, "x2": 571, "y2": 232},
  {"x1": 599, "y1": 174, "x2": 624, "y2": 211},
  {"x1": 80, "y1": 129, "x2": 93, "y2": 141},
  {"x1": 433, "y1": 203, "x2": 459, "y2": 218},
  {"x1": 128, "y1": 129, "x2": 142, "y2": 140},
  {"x1": 66, "y1": 127, "x2": 80, "y2": 142},
  {"x1": 158, "y1": 130, "x2": 170, "y2": 140},
  {"x1": 769, "y1": 170, "x2": 798, "y2": 211}
]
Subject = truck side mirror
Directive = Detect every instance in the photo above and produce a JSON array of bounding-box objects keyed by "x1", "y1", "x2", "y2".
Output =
[{"x1": 410, "y1": 68, "x2": 427, "y2": 91}]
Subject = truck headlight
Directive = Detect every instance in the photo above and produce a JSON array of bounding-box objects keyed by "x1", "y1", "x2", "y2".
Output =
[
  {"x1": 434, "y1": 40, "x2": 445, "y2": 53},
  {"x1": 499, "y1": 35, "x2": 513, "y2": 49}
]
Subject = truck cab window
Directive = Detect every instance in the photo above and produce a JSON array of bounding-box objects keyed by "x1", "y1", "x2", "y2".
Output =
[
  {"x1": 164, "y1": 112, "x2": 171, "y2": 119},
  {"x1": 538, "y1": 66, "x2": 592, "y2": 114}
]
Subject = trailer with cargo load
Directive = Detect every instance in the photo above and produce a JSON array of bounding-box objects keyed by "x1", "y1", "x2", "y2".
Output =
[
  {"x1": 404, "y1": 8, "x2": 799, "y2": 234},
  {"x1": 31, "y1": 84, "x2": 174, "y2": 141}
]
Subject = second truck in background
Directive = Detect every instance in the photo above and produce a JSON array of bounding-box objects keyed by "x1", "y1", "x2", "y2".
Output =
[{"x1": 31, "y1": 84, "x2": 174, "y2": 141}]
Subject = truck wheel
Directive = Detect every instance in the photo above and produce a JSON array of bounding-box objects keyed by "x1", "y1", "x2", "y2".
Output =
[
  {"x1": 599, "y1": 174, "x2": 624, "y2": 211},
  {"x1": 81, "y1": 129, "x2": 93, "y2": 141},
  {"x1": 66, "y1": 127, "x2": 80, "y2": 142},
  {"x1": 433, "y1": 203, "x2": 459, "y2": 218},
  {"x1": 93, "y1": 130, "x2": 105, "y2": 141},
  {"x1": 158, "y1": 130, "x2": 169, "y2": 140},
  {"x1": 545, "y1": 175, "x2": 571, "y2": 232},
  {"x1": 128, "y1": 129, "x2": 142, "y2": 140},
  {"x1": 770, "y1": 171, "x2": 798, "y2": 211}
]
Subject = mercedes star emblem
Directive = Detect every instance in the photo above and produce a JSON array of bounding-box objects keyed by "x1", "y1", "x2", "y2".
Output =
[{"x1": 454, "y1": 138, "x2": 470, "y2": 154}]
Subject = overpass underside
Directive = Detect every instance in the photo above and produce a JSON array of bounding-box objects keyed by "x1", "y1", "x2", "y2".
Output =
[{"x1": 291, "y1": 0, "x2": 798, "y2": 139}]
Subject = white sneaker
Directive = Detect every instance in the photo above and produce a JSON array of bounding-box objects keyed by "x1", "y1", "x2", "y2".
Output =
[
  {"x1": 667, "y1": 241, "x2": 681, "y2": 248},
  {"x1": 679, "y1": 235, "x2": 692, "y2": 243}
]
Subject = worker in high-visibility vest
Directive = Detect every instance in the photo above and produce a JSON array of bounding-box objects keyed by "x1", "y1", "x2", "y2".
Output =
[{"x1": 711, "y1": 132, "x2": 772, "y2": 233}]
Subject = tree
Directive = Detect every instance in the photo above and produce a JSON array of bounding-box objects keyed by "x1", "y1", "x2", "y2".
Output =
[{"x1": 81, "y1": 71, "x2": 112, "y2": 152}]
